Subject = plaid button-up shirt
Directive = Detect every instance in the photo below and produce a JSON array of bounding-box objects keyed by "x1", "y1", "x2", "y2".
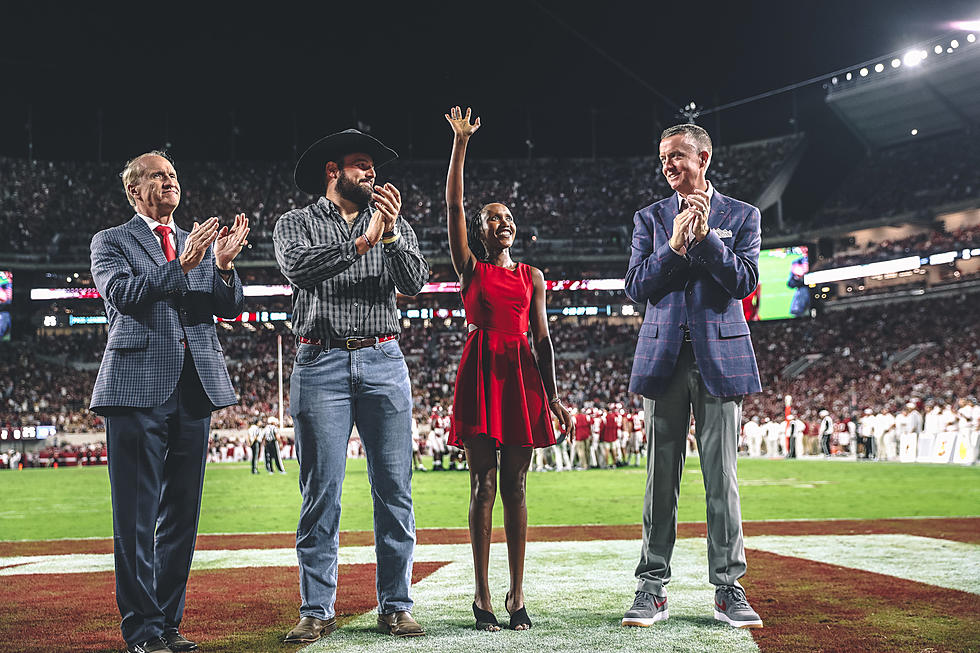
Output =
[{"x1": 273, "y1": 196, "x2": 429, "y2": 340}]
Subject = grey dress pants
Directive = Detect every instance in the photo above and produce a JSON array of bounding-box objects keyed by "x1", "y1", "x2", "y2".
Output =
[{"x1": 635, "y1": 341, "x2": 747, "y2": 596}]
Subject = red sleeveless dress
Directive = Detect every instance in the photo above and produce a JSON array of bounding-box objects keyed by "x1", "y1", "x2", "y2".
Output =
[{"x1": 448, "y1": 261, "x2": 557, "y2": 449}]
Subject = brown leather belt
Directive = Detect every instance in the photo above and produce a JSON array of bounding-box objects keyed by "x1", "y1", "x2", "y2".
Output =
[{"x1": 298, "y1": 334, "x2": 398, "y2": 350}]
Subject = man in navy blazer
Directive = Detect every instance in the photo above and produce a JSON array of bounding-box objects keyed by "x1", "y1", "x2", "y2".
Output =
[
  {"x1": 90, "y1": 151, "x2": 249, "y2": 653},
  {"x1": 621, "y1": 124, "x2": 764, "y2": 630}
]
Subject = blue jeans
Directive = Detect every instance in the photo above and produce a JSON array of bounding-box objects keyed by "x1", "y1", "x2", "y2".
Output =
[{"x1": 291, "y1": 339, "x2": 416, "y2": 619}]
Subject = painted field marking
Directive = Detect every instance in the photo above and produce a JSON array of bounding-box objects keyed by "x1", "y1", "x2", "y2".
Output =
[
  {"x1": 302, "y1": 539, "x2": 760, "y2": 653},
  {"x1": 745, "y1": 534, "x2": 980, "y2": 595},
  {"x1": 6, "y1": 534, "x2": 977, "y2": 652}
]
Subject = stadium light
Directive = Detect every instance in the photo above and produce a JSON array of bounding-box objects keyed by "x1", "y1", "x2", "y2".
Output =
[
  {"x1": 951, "y1": 39, "x2": 960, "y2": 48},
  {"x1": 891, "y1": 58, "x2": 901, "y2": 68},
  {"x1": 874, "y1": 63, "x2": 885, "y2": 72},
  {"x1": 968, "y1": 34, "x2": 976, "y2": 43},
  {"x1": 831, "y1": 76, "x2": 838, "y2": 84},
  {"x1": 845, "y1": 72, "x2": 852, "y2": 81},
  {"x1": 904, "y1": 50, "x2": 926, "y2": 66},
  {"x1": 911, "y1": 128, "x2": 918, "y2": 135},
  {"x1": 935, "y1": 44, "x2": 944, "y2": 54},
  {"x1": 860, "y1": 67, "x2": 869, "y2": 76}
]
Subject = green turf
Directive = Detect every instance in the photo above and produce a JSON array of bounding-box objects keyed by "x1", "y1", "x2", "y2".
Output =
[{"x1": 0, "y1": 457, "x2": 978, "y2": 540}]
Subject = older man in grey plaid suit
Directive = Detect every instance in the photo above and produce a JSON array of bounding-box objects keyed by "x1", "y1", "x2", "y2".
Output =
[
  {"x1": 621, "y1": 124, "x2": 764, "y2": 630},
  {"x1": 90, "y1": 151, "x2": 248, "y2": 653}
]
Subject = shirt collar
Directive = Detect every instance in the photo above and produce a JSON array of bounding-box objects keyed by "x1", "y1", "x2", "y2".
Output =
[
  {"x1": 137, "y1": 213, "x2": 176, "y2": 233},
  {"x1": 317, "y1": 196, "x2": 374, "y2": 222},
  {"x1": 677, "y1": 180, "x2": 714, "y2": 210}
]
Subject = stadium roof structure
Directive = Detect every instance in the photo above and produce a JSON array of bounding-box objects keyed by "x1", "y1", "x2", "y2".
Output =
[{"x1": 826, "y1": 34, "x2": 980, "y2": 150}]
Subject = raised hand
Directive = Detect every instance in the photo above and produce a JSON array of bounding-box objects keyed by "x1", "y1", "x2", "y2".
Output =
[
  {"x1": 372, "y1": 183, "x2": 402, "y2": 232},
  {"x1": 179, "y1": 217, "x2": 220, "y2": 274},
  {"x1": 445, "y1": 106, "x2": 481, "y2": 139},
  {"x1": 214, "y1": 213, "x2": 250, "y2": 270}
]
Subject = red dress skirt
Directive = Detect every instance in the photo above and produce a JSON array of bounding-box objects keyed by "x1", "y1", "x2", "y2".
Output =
[{"x1": 448, "y1": 261, "x2": 556, "y2": 449}]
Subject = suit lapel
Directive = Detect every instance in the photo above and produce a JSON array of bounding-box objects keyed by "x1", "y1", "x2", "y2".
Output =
[
  {"x1": 655, "y1": 193, "x2": 679, "y2": 242},
  {"x1": 175, "y1": 225, "x2": 188, "y2": 259},
  {"x1": 175, "y1": 225, "x2": 202, "y2": 290},
  {"x1": 128, "y1": 215, "x2": 169, "y2": 266},
  {"x1": 707, "y1": 190, "x2": 732, "y2": 231}
]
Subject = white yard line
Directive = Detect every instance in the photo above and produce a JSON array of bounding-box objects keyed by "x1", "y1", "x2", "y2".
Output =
[{"x1": 745, "y1": 534, "x2": 980, "y2": 595}]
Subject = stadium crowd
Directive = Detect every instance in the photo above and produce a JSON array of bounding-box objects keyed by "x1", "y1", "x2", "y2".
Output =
[
  {"x1": 811, "y1": 130, "x2": 980, "y2": 229},
  {"x1": 5, "y1": 126, "x2": 980, "y2": 468},
  {"x1": 814, "y1": 221, "x2": 980, "y2": 270},
  {"x1": 1, "y1": 134, "x2": 801, "y2": 259},
  {"x1": 3, "y1": 289, "x2": 977, "y2": 470}
]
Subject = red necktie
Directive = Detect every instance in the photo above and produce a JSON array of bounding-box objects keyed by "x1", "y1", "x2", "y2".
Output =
[{"x1": 154, "y1": 225, "x2": 176, "y2": 262}]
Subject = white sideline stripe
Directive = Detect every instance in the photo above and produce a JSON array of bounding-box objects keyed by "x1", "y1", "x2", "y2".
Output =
[
  {"x1": 745, "y1": 534, "x2": 980, "y2": 595},
  {"x1": 3, "y1": 515, "x2": 976, "y2": 543},
  {"x1": 0, "y1": 543, "x2": 482, "y2": 576}
]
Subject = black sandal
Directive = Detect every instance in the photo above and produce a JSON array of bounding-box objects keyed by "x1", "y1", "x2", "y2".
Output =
[
  {"x1": 472, "y1": 602, "x2": 500, "y2": 631},
  {"x1": 506, "y1": 592, "x2": 532, "y2": 630}
]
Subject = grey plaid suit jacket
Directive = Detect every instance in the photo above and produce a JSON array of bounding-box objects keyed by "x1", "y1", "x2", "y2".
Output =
[
  {"x1": 89, "y1": 216, "x2": 244, "y2": 413},
  {"x1": 625, "y1": 189, "x2": 762, "y2": 399}
]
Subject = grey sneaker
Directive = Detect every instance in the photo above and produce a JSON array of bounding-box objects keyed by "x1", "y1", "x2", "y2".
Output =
[
  {"x1": 713, "y1": 585, "x2": 763, "y2": 628},
  {"x1": 621, "y1": 590, "x2": 668, "y2": 626}
]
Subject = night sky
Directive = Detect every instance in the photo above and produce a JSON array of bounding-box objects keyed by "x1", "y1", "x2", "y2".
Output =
[{"x1": 2, "y1": 0, "x2": 977, "y2": 218}]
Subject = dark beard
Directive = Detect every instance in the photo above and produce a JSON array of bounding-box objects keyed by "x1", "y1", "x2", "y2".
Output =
[{"x1": 336, "y1": 169, "x2": 373, "y2": 207}]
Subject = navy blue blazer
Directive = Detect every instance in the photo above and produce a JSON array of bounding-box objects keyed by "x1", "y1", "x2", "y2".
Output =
[
  {"x1": 625, "y1": 189, "x2": 763, "y2": 399},
  {"x1": 89, "y1": 216, "x2": 244, "y2": 413}
]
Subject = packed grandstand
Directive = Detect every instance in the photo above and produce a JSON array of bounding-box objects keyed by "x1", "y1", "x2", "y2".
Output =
[{"x1": 2, "y1": 123, "x2": 979, "y2": 469}]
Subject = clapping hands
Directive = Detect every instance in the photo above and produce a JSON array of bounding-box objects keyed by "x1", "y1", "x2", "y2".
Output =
[{"x1": 214, "y1": 213, "x2": 250, "y2": 270}]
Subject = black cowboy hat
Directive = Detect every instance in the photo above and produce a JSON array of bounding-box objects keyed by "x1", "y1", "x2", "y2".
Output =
[{"x1": 293, "y1": 128, "x2": 399, "y2": 195}]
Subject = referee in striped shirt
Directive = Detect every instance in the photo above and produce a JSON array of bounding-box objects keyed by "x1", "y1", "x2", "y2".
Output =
[{"x1": 273, "y1": 129, "x2": 429, "y2": 643}]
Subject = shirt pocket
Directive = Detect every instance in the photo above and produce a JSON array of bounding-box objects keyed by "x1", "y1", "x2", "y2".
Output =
[{"x1": 107, "y1": 329, "x2": 150, "y2": 350}]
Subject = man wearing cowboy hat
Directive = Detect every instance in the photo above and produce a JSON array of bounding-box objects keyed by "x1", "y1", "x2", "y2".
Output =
[{"x1": 273, "y1": 129, "x2": 429, "y2": 643}]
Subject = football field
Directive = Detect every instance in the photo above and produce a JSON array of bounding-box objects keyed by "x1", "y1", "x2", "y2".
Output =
[{"x1": 1, "y1": 457, "x2": 978, "y2": 652}]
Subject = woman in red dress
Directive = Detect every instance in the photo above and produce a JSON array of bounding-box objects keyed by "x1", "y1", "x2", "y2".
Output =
[{"x1": 444, "y1": 106, "x2": 574, "y2": 631}]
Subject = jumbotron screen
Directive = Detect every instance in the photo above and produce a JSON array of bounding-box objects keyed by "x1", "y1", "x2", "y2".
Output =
[
  {"x1": 0, "y1": 270, "x2": 11, "y2": 341},
  {"x1": 0, "y1": 270, "x2": 11, "y2": 306},
  {"x1": 748, "y1": 246, "x2": 810, "y2": 322}
]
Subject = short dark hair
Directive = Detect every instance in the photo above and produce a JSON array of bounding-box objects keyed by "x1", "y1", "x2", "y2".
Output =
[{"x1": 660, "y1": 123, "x2": 712, "y2": 157}]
